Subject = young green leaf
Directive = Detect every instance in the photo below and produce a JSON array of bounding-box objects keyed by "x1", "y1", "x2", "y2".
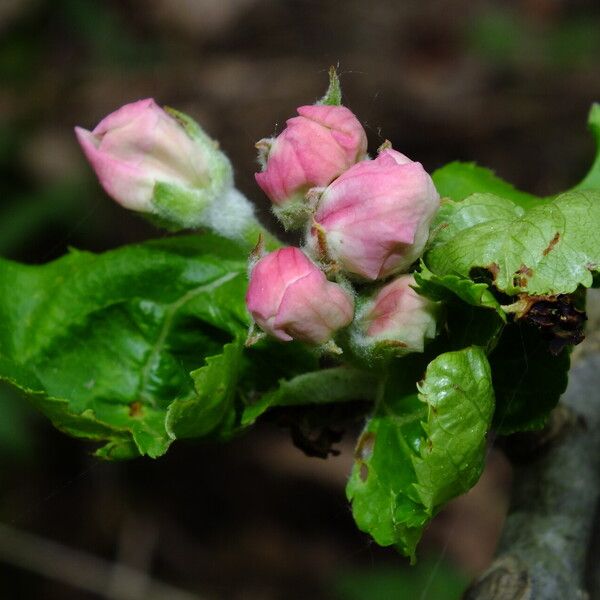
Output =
[
  {"x1": 572, "y1": 103, "x2": 600, "y2": 193},
  {"x1": 432, "y1": 161, "x2": 540, "y2": 209},
  {"x1": 166, "y1": 338, "x2": 245, "y2": 440},
  {"x1": 241, "y1": 366, "x2": 378, "y2": 427},
  {"x1": 428, "y1": 193, "x2": 524, "y2": 251},
  {"x1": 426, "y1": 190, "x2": 600, "y2": 296},
  {"x1": 346, "y1": 347, "x2": 494, "y2": 560},
  {"x1": 0, "y1": 235, "x2": 250, "y2": 458},
  {"x1": 413, "y1": 264, "x2": 506, "y2": 352},
  {"x1": 414, "y1": 262, "x2": 505, "y2": 316}
]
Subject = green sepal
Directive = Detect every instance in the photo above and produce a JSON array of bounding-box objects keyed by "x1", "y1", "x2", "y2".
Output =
[
  {"x1": 148, "y1": 106, "x2": 237, "y2": 231},
  {"x1": 318, "y1": 66, "x2": 343, "y2": 106},
  {"x1": 271, "y1": 197, "x2": 311, "y2": 230},
  {"x1": 151, "y1": 182, "x2": 210, "y2": 230}
]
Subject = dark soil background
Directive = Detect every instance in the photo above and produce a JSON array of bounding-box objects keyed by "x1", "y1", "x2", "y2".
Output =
[{"x1": 0, "y1": 1, "x2": 599, "y2": 598}]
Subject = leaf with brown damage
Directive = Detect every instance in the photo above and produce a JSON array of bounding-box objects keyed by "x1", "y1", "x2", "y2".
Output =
[
  {"x1": 426, "y1": 190, "x2": 600, "y2": 296},
  {"x1": 543, "y1": 232, "x2": 560, "y2": 256}
]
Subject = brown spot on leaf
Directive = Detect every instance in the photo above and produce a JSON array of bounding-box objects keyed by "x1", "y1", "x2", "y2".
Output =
[
  {"x1": 488, "y1": 263, "x2": 500, "y2": 280},
  {"x1": 513, "y1": 265, "x2": 533, "y2": 289},
  {"x1": 359, "y1": 463, "x2": 369, "y2": 482},
  {"x1": 517, "y1": 264, "x2": 533, "y2": 277},
  {"x1": 129, "y1": 401, "x2": 143, "y2": 417},
  {"x1": 355, "y1": 431, "x2": 376, "y2": 462},
  {"x1": 513, "y1": 275, "x2": 528, "y2": 288},
  {"x1": 543, "y1": 232, "x2": 560, "y2": 256},
  {"x1": 379, "y1": 339, "x2": 408, "y2": 349},
  {"x1": 470, "y1": 264, "x2": 500, "y2": 283}
]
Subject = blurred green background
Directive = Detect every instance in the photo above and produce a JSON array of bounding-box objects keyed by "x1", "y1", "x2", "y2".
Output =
[{"x1": 0, "y1": 0, "x2": 598, "y2": 598}]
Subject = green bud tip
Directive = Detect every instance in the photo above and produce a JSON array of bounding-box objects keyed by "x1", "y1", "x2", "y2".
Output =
[{"x1": 319, "y1": 66, "x2": 342, "y2": 107}]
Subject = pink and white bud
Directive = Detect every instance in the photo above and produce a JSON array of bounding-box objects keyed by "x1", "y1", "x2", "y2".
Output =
[
  {"x1": 246, "y1": 247, "x2": 354, "y2": 345},
  {"x1": 307, "y1": 148, "x2": 440, "y2": 280},
  {"x1": 352, "y1": 274, "x2": 438, "y2": 357},
  {"x1": 75, "y1": 99, "x2": 235, "y2": 228},
  {"x1": 255, "y1": 104, "x2": 368, "y2": 209}
]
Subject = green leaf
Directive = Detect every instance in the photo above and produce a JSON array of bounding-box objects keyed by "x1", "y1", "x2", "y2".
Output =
[
  {"x1": 414, "y1": 264, "x2": 505, "y2": 352},
  {"x1": 429, "y1": 193, "x2": 524, "y2": 250},
  {"x1": 489, "y1": 322, "x2": 570, "y2": 434},
  {"x1": 426, "y1": 190, "x2": 600, "y2": 296},
  {"x1": 241, "y1": 366, "x2": 378, "y2": 427},
  {"x1": 346, "y1": 347, "x2": 494, "y2": 560},
  {"x1": 414, "y1": 262, "x2": 504, "y2": 316},
  {"x1": 0, "y1": 234, "x2": 250, "y2": 458},
  {"x1": 573, "y1": 103, "x2": 600, "y2": 192},
  {"x1": 166, "y1": 338, "x2": 245, "y2": 440},
  {"x1": 432, "y1": 161, "x2": 541, "y2": 209}
]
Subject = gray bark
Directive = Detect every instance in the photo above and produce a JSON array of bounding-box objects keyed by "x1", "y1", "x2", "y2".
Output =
[{"x1": 464, "y1": 353, "x2": 600, "y2": 600}]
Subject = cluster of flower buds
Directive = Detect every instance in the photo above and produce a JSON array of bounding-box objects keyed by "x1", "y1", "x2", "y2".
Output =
[
  {"x1": 74, "y1": 73, "x2": 440, "y2": 360},
  {"x1": 247, "y1": 70, "x2": 441, "y2": 358}
]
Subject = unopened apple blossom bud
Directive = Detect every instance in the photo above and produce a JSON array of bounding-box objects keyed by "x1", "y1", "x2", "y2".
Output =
[
  {"x1": 75, "y1": 99, "x2": 255, "y2": 235},
  {"x1": 246, "y1": 247, "x2": 354, "y2": 345},
  {"x1": 306, "y1": 148, "x2": 440, "y2": 280},
  {"x1": 255, "y1": 102, "x2": 367, "y2": 228},
  {"x1": 351, "y1": 274, "x2": 438, "y2": 358}
]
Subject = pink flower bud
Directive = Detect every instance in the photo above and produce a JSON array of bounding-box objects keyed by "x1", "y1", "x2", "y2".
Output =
[
  {"x1": 75, "y1": 99, "x2": 232, "y2": 215},
  {"x1": 307, "y1": 148, "x2": 440, "y2": 280},
  {"x1": 352, "y1": 274, "x2": 438, "y2": 356},
  {"x1": 255, "y1": 104, "x2": 368, "y2": 207},
  {"x1": 246, "y1": 247, "x2": 354, "y2": 345}
]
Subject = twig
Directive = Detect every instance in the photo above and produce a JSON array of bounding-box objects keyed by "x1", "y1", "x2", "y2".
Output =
[
  {"x1": 0, "y1": 522, "x2": 205, "y2": 600},
  {"x1": 107, "y1": 513, "x2": 159, "y2": 599},
  {"x1": 464, "y1": 352, "x2": 600, "y2": 600}
]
